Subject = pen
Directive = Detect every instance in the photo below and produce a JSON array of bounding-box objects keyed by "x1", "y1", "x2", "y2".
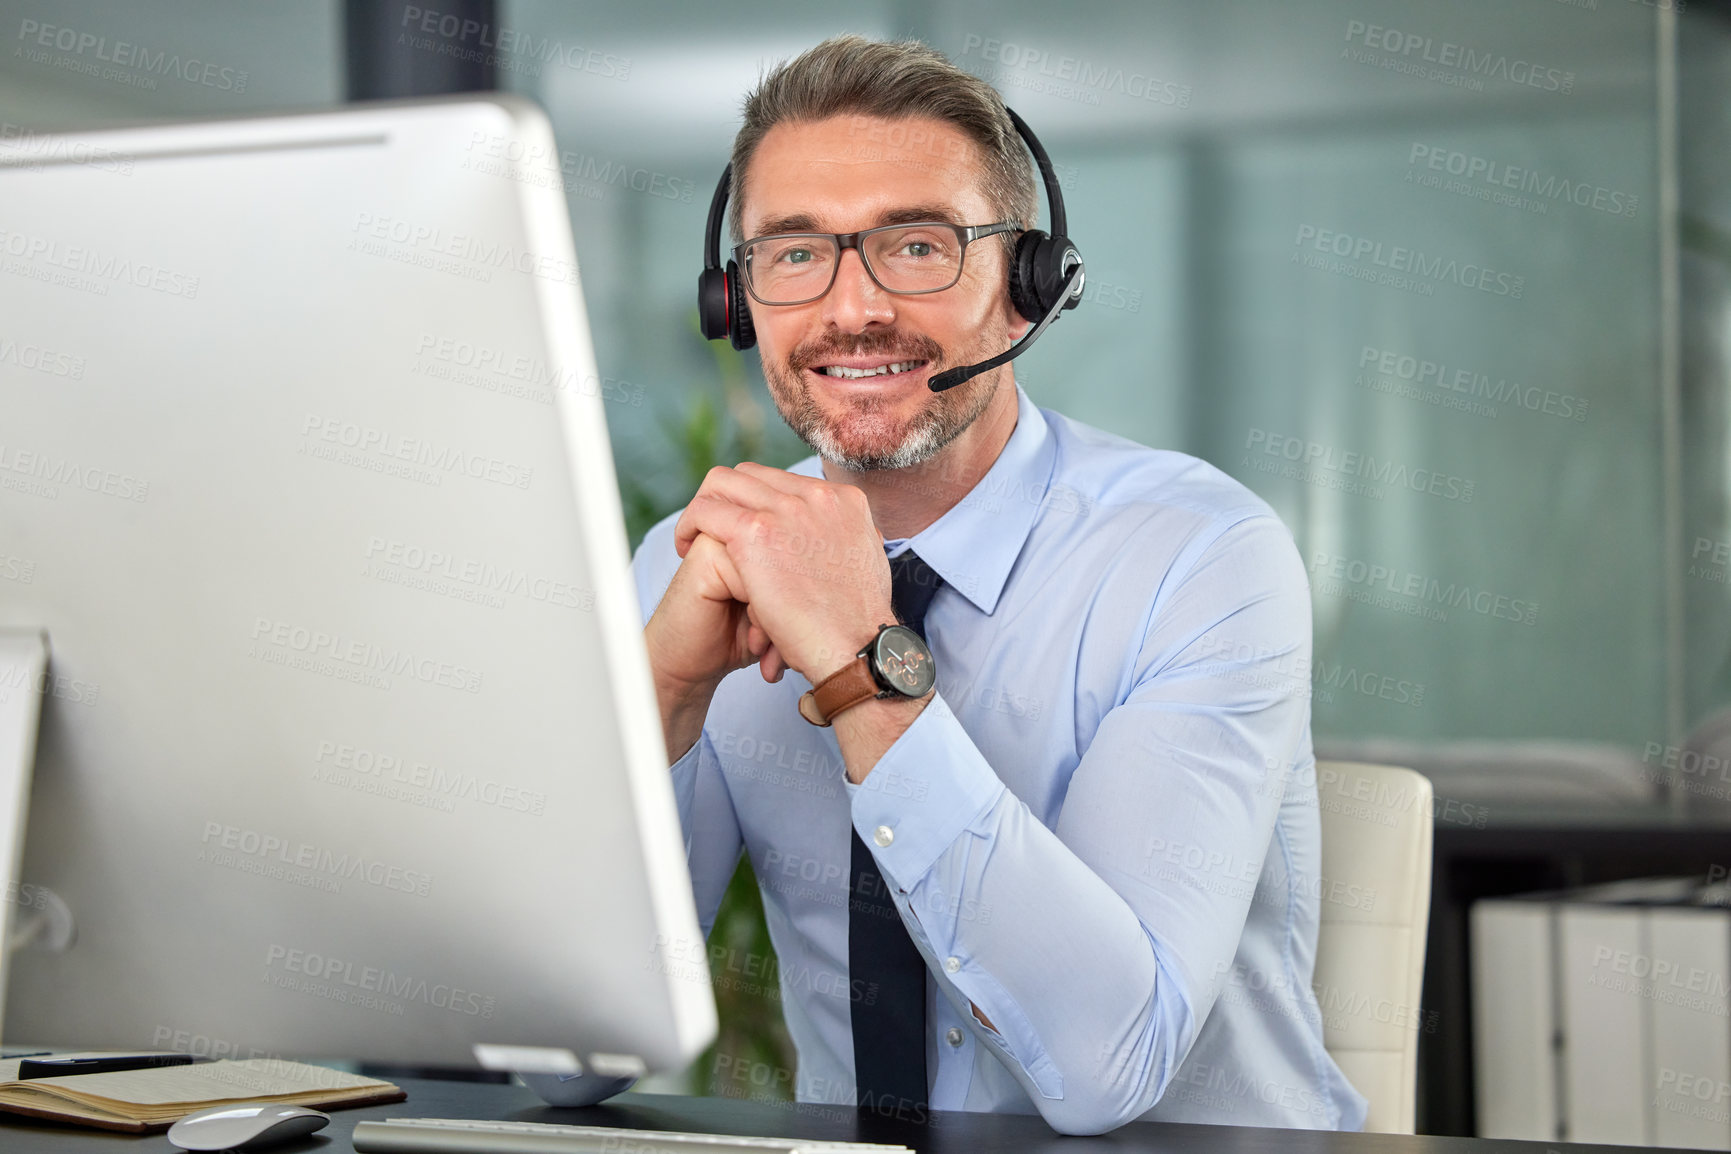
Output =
[{"x1": 18, "y1": 1054, "x2": 194, "y2": 1080}]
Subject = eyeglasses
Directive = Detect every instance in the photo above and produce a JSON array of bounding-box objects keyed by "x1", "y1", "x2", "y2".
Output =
[{"x1": 735, "y1": 221, "x2": 1018, "y2": 306}]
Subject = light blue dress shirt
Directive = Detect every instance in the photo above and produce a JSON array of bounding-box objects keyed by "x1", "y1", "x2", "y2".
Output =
[{"x1": 630, "y1": 385, "x2": 1368, "y2": 1136}]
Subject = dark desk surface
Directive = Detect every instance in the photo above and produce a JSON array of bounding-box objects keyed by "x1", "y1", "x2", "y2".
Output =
[
  {"x1": 1462, "y1": 801, "x2": 1731, "y2": 830},
  {"x1": 0, "y1": 1076, "x2": 1714, "y2": 1154}
]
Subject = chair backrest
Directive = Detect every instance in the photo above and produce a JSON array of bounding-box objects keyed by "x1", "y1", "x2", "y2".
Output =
[{"x1": 1310, "y1": 760, "x2": 1435, "y2": 1134}]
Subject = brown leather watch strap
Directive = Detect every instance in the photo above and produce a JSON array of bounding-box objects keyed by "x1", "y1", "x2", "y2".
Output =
[{"x1": 798, "y1": 653, "x2": 881, "y2": 727}]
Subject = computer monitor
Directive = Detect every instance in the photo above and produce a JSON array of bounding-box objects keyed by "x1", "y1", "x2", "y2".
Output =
[{"x1": 0, "y1": 95, "x2": 716, "y2": 1081}]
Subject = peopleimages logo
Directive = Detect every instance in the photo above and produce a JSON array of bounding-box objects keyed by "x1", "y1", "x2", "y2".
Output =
[
  {"x1": 397, "y1": 6, "x2": 630, "y2": 81},
  {"x1": 0, "y1": 225, "x2": 201, "y2": 298},
  {"x1": 1310, "y1": 551, "x2": 1539, "y2": 627},
  {"x1": 412, "y1": 334, "x2": 645, "y2": 408},
  {"x1": 1357, "y1": 345, "x2": 1589, "y2": 423},
  {"x1": 1312, "y1": 661, "x2": 1426, "y2": 708},
  {"x1": 1294, "y1": 225, "x2": 1524, "y2": 299},
  {"x1": 1691, "y1": 536, "x2": 1731, "y2": 585},
  {"x1": 1589, "y1": 945, "x2": 1730, "y2": 1003},
  {"x1": 1342, "y1": 20, "x2": 1575, "y2": 94},
  {"x1": 301, "y1": 414, "x2": 533, "y2": 490},
  {"x1": 15, "y1": 19, "x2": 250, "y2": 92},
  {"x1": 959, "y1": 35, "x2": 1191, "y2": 107},
  {"x1": 0, "y1": 334, "x2": 86, "y2": 379},
  {"x1": 0, "y1": 663, "x2": 98, "y2": 708},
  {"x1": 348, "y1": 212, "x2": 580, "y2": 288},
  {"x1": 0, "y1": 441, "x2": 149, "y2": 502},
  {"x1": 1408, "y1": 144, "x2": 1637, "y2": 218},
  {"x1": 312, "y1": 739, "x2": 548, "y2": 816},
  {"x1": 363, "y1": 536, "x2": 593, "y2": 612},
  {"x1": 248, "y1": 616, "x2": 484, "y2": 694},
  {"x1": 0, "y1": 121, "x2": 133, "y2": 175},
  {"x1": 264, "y1": 944, "x2": 496, "y2": 1018},
  {"x1": 1245, "y1": 428, "x2": 1475, "y2": 503},
  {"x1": 461, "y1": 132, "x2": 693, "y2": 205},
  {"x1": 199, "y1": 821, "x2": 433, "y2": 898}
]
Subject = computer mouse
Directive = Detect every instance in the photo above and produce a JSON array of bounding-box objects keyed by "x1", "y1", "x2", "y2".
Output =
[{"x1": 166, "y1": 1103, "x2": 330, "y2": 1150}]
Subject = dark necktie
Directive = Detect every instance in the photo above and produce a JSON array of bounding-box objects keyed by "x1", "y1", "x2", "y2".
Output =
[{"x1": 850, "y1": 548, "x2": 943, "y2": 1113}]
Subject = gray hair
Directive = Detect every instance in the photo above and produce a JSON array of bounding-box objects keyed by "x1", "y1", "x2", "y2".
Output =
[{"x1": 728, "y1": 35, "x2": 1038, "y2": 244}]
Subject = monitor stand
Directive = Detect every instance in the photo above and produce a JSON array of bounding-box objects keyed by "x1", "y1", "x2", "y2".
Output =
[{"x1": 0, "y1": 629, "x2": 48, "y2": 1039}]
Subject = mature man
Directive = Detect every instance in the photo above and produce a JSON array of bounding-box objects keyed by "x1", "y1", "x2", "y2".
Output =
[{"x1": 633, "y1": 36, "x2": 1366, "y2": 1136}]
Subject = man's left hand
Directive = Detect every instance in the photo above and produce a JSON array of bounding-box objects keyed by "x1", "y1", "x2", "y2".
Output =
[{"x1": 672, "y1": 462, "x2": 895, "y2": 686}]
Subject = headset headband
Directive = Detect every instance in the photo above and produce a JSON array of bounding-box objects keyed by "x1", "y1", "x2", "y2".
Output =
[{"x1": 704, "y1": 106, "x2": 1067, "y2": 279}]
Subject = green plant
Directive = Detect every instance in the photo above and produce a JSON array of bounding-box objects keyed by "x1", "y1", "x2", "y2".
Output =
[
  {"x1": 619, "y1": 315, "x2": 775, "y2": 546},
  {"x1": 615, "y1": 315, "x2": 801, "y2": 1100},
  {"x1": 696, "y1": 858, "x2": 797, "y2": 1099}
]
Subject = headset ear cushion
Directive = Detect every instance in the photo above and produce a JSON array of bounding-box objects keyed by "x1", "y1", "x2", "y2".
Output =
[
  {"x1": 698, "y1": 267, "x2": 731, "y2": 342},
  {"x1": 1041, "y1": 234, "x2": 1084, "y2": 313},
  {"x1": 726, "y1": 260, "x2": 756, "y2": 351},
  {"x1": 1007, "y1": 229, "x2": 1048, "y2": 324}
]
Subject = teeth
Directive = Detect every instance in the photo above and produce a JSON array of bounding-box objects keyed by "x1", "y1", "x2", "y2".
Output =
[{"x1": 820, "y1": 361, "x2": 921, "y2": 379}]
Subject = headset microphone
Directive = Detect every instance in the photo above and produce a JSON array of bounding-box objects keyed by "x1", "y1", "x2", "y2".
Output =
[
  {"x1": 926, "y1": 262, "x2": 1081, "y2": 392},
  {"x1": 698, "y1": 104, "x2": 1085, "y2": 386},
  {"x1": 924, "y1": 105, "x2": 1083, "y2": 392}
]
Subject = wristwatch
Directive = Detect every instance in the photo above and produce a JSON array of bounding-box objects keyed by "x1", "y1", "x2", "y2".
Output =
[{"x1": 797, "y1": 624, "x2": 937, "y2": 727}]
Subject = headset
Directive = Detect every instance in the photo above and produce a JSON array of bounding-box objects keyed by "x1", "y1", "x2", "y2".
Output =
[{"x1": 697, "y1": 106, "x2": 1085, "y2": 393}]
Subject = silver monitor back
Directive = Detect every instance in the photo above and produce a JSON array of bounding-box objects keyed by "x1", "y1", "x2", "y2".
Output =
[{"x1": 0, "y1": 95, "x2": 715, "y2": 1078}]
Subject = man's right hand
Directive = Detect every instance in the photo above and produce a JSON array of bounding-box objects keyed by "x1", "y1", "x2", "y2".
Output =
[{"x1": 643, "y1": 531, "x2": 787, "y2": 763}]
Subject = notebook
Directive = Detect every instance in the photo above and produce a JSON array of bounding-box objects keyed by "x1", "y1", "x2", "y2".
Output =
[{"x1": 0, "y1": 1053, "x2": 404, "y2": 1133}]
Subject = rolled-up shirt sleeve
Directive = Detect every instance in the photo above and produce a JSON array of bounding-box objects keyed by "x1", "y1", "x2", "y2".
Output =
[{"x1": 845, "y1": 513, "x2": 1312, "y2": 1136}]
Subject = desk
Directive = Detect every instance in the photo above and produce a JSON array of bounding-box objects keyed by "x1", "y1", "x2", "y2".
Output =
[{"x1": 0, "y1": 1077, "x2": 1714, "y2": 1154}]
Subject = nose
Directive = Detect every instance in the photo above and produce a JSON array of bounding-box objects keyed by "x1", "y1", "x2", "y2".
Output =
[{"x1": 820, "y1": 246, "x2": 896, "y2": 333}]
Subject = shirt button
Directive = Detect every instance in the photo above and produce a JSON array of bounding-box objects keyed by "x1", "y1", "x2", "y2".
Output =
[
  {"x1": 944, "y1": 956, "x2": 961, "y2": 974},
  {"x1": 873, "y1": 826, "x2": 894, "y2": 848},
  {"x1": 946, "y1": 1027, "x2": 964, "y2": 1047}
]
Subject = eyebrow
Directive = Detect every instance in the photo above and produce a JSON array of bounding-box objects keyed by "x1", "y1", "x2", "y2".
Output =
[{"x1": 749, "y1": 203, "x2": 967, "y2": 239}]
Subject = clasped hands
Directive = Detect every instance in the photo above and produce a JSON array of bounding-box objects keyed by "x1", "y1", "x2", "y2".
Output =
[{"x1": 645, "y1": 463, "x2": 897, "y2": 702}]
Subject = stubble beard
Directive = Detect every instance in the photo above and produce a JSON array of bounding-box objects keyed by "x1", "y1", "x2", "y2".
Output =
[{"x1": 761, "y1": 322, "x2": 1005, "y2": 472}]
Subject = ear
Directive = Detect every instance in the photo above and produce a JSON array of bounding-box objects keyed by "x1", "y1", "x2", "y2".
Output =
[{"x1": 1001, "y1": 286, "x2": 1033, "y2": 342}]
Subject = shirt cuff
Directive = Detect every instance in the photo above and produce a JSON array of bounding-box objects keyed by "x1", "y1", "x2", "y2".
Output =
[{"x1": 845, "y1": 691, "x2": 1005, "y2": 892}]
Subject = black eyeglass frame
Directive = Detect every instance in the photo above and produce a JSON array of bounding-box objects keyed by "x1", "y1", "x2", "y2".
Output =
[{"x1": 732, "y1": 221, "x2": 1019, "y2": 306}]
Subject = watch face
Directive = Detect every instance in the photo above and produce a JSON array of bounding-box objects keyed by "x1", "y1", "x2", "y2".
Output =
[{"x1": 871, "y1": 625, "x2": 936, "y2": 698}]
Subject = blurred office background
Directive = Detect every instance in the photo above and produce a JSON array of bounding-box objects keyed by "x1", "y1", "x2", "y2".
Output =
[{"x1": 4, "y1": 0, "x2": 1729, "y2": 1136}]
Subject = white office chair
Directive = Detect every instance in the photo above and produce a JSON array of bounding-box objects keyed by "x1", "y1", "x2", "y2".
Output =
[{"x1": 1310, "y1": 760, "x2": 1435, "y2": 1134}]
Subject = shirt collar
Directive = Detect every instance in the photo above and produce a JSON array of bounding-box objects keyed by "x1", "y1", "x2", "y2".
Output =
[{"x1": 788, "y1": 384, "x2": 1055, "y2": 616}]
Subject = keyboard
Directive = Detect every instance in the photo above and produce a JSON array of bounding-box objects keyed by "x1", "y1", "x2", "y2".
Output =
[{"x1": 350, "y1": 1117, "x2": 915, "y2": 1154}]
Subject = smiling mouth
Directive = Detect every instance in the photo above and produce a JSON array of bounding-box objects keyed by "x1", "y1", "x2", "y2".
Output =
[{"x1": 815, "y1": 360, "x2": 929, "y2": 380}]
